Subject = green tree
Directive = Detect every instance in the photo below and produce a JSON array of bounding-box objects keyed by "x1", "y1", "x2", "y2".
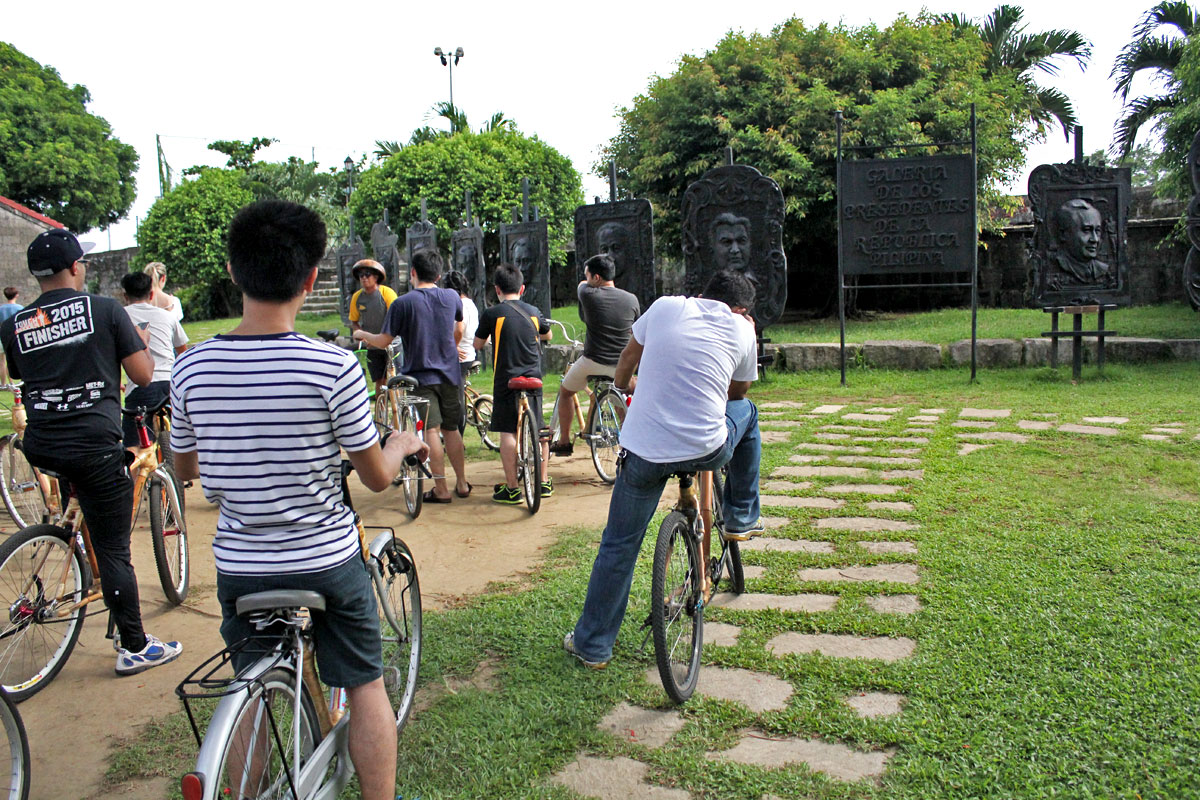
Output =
[
  {"x1": 0, "y1": 42, "x2": 138, "y2": 231},
  {"x1": 943, "y1": 5, "x2": 1091, "y2": 141},
  {"x1": 1111, "y1": 1, "x2": 1198, "y2": 157},
  {"x1": 603, "y1": 13, "x2": 1030, "y2": 306},
  {"x1": 1085, "y1": 144, "x2": 1169, "y2": 186},
  {"x1": 135, "y1": 169, "x2": 253, "y2": 319},
  {"x1": 351, "y1": 128, "x2": 582, "y2": 265}
]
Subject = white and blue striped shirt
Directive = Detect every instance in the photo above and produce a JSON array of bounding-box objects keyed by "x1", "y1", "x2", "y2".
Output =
[{"x1": 170, "y1": 333, "x2": 377, "y2": 575}]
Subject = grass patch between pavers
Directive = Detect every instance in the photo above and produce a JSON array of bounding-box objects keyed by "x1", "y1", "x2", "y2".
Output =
[{"x1": 111, "y1": 365, "x2": 1199, "y2": 800}]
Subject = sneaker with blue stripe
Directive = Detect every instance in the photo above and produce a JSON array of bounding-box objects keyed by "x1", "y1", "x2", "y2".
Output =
[{"x1": 115, "y1": 633, "x2": 183, "y2": 676}]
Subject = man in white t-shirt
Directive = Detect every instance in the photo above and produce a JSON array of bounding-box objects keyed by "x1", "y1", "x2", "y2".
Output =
[
  {"x1": 121, "y1": 272, "x2": 188, "y2": 447},
  {"x1": 565, "y1": 270, "x2": 763, "y2": 669}
]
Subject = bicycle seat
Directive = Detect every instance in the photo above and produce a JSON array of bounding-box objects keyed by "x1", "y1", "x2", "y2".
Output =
[
  {"x1": 315, "y1": 329, "x2": 340, "y2": 342},
  {"x1": 387, "y1": 374, "x2": 419, "y2": 391},
  {"x1": 236, "y1": 590, "x2": 327, "y2": 617},
  {"x1": 120, "y1": 396, "x2": 170, "y2": 418},
  {"x1": 507, "y1": 376, "x2": 543, "y2": 391},
  {"x1": 463, "y1": 359, "x2": 481, "y2": 373}
]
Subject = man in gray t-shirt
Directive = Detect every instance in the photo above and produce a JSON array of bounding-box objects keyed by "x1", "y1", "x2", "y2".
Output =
[{"x1": 551, "y1": 254, "x2": 640, "y2": 455}]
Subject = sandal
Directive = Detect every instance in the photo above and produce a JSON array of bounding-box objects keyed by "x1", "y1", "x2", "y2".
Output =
[
  {"x1": 455, "y1": 482, "x2": 472, "y2": 498},
  {"x1": 422, "y1": 490, "x2": 452, "y2": 504}
]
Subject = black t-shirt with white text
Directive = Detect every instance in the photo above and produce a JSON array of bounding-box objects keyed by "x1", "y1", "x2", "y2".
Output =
[{"x1": 0, "y1": 289, "x2": 146, "y2": 456}]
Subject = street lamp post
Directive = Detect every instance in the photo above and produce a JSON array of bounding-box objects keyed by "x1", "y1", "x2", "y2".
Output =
[
  {"x1": 343, "y1": 156, "x2": 355, "y2": 240},
  {"x1": 433, "y1": 46, "x2": 464, "y2": 108}
]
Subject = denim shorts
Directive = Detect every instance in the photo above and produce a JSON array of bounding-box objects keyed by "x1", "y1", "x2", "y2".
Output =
[{"x1": 217, "y1": 555, "x2": 382, "y2": 689}]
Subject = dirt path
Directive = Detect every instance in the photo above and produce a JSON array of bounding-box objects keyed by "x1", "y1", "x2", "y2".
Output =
[{"x1": 8, "y1": 452, "x2": 616, "y2": 800}]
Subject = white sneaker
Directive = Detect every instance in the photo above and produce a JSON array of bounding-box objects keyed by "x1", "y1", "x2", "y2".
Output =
[
  {"x1": 722, "y1": 521, "x2": 766, "y2": 542},
  {"x1": 115, "y1": 633, "x2": 183, "y2": 676}
]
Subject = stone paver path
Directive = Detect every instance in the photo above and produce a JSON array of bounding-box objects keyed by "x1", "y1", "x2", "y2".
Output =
[
  {"x1": 743, "y1": 538, "x2": 835, "y2": 554},
  {"x1": 798, "y1": 564, "x2": 920, "y2": 584},
  {"x1": 553, "y1": 756, "x2": 691, "y2": 800},
  {"x1": 815, "y1": 517, "x2": 919, "y2": 532},
  {"x1": 707, "y1": 732, "x2": 893, "y2": 781},
  {"x1": 767, "y1": 632, "x2": 917, "y2": 662},
  {"x1": 865, "y1": 594, "x2": 923, "y2": 615},
  {"x1": 845, "y1": 692, "x2": 905, "y2": 718},
  {"x1": 709, "y1": 592, "x2": 839, "y2": 613},
  {"x1": 599, "y1": 702, "x2": 686, "y2": 748}
]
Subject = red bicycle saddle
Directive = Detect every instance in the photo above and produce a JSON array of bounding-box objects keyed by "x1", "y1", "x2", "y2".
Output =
[{"x1": 507, "y1": 376, "x2": 543, "y2": 391}]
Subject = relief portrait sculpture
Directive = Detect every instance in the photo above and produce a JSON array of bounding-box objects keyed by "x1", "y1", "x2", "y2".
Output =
[
  {"x1": 455, "y1": 242, "x2": 480, "y2": 285},
  {"x1": 1049, "y1": 198, "x2": 1115, "y2": 289},
  {"x1": 710, "y1": 212, "x2": 754, "y2": 281},
  {"x1": 596, "y1": 221, "x2": 631, "y2": 288}
]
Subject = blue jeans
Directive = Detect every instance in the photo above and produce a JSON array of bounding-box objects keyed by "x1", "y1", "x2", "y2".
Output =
[{"x1": 570, "y1": 398, "x2": 760, "y2": 663}]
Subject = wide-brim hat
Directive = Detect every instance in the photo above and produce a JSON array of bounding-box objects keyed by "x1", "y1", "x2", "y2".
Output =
[
  {"x1": 352, "y1": 260, "x2": 387, "y2": 281},
  {"x1": 28, "y1": 229, "x2": 95, "y2": 278}
]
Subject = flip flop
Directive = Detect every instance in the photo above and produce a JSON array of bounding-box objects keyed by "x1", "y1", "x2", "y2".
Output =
[
  {"x1": 455, "y1": 482, "x2": 472, "y2": 498},
  {"x1": 422, "y1": 490, "x2": 452, "y2": 504}
]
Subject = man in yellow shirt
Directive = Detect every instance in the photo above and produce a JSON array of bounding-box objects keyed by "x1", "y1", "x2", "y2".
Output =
[{"x1": 348, "y1": 260, "x2": 398, "y2": 395}]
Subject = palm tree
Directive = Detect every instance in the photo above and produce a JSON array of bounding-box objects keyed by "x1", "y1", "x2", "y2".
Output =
[
  {"x1": 402, "y1": 103, "x2": 515, "y2": 147},
  {"x1": 943, "y1": 5, "x2": 1091, "y2": 140},
  {"x1": 1110, "y1": 1, "x2": 1199, "y2": 156}
]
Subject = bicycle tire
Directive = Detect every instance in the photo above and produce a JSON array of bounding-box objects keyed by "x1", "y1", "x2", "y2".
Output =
[
  {"x1": 0, "y1": 437, "x2": 48, "y2": 531},
  {"x1": 398, "y1": 401, "x2": 423, "y2": 519},
  {"x1": 371, "y1": 537, "x2": 422, "y2": 732},
  {"x1": 588, "y1": 390, "x2": 626, "y2": 485},
  {"x1": 211, "y1": 666, "x2": 321, "y2": 800},
  {"x1": 148, "y1": 472, "x2": 190, "y2": 605},
  {"x1": 709, "y1": 469, "x2": 743, "y2": 594},
  {"x1": 155, "y1": 426, "x2": 186, "y2": 518},
  {"x1": 517, "y1": 405, "x2": 541, "y2": 514},
  {"x1": 0, "y1": 525, "x2": 88, "y2": 702},
  {"x1": 651, "y1": 511, "x2": 703, "y2": 704},
  {"x1": 0, "y1": 689, "x2": 28, "y2": 800},
  {"x1": 472, "y1": 395, "x2": 498, "y2": 451},
  {"x1": 373, "y1": 390, "x2": 391, "y2": 438}
]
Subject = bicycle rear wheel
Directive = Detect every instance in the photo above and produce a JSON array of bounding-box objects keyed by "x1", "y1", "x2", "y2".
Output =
[
  {"x1": 0, "y1": 437, "x2": 48, "y2": 530},
  {"x1": 0, "y1": 689, "x2": 28, "y2": 800},
  {"x1": 517, "y1": 405, "x2": 541, "y2": 514},
  {"x1": 0, "y1": 525, "x2": 88, "y2": 702},
  {"x1": 397, "y1": 400, "x2": 423, "y2": 519},
  {"x1": 651, "y1": 511, "x2": 703, "y2": 704},
  {"x1": 149, "y1": 471, "x2": 190, "y2": 605},
  {"x1": 155, "y1": 425, "x2": 186, "y2": 518},
  {"x1": 472, "y1": 395, "x2": 498, "y2": 451},
  {"x1": 588, "y1": 390, "x2": 626, "y2": 485},
  {"x1": 212, "y1": 666, "x2": 321, "y2": 800},
  {"x1": 371, "y1": 537, "x2": 422, "y2": 732}
]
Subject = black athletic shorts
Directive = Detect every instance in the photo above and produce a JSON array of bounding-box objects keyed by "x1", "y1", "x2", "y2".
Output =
[{"x1": 490, "y1": 383, "x2": 544, "y2": 435}]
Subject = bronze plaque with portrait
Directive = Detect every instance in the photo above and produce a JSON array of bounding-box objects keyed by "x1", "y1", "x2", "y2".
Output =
[
  {"x1": 681, "y1": 164, "x2": 787, "y2": 329},
  {"x1": 451, "y1": 225, "x2": 487, "y2": 316},
  {"x1": 500, "y1": 219, "x2": 551, "y2": 318},
  {"x1": 1028, "y1": 162, "x2": 1131, "y2": 307},
  {"x1": 574, "y1": 199, "x2": 655, "y2": 312},
  {"x1": 369, "y1": 218, "x2": 401, "y2": 293},
  {"x1": 404, "y1": 219, "x2": 439, "y2": 295},
  {"x1": 335, "y1": 234, "x2": 366, "y2": 325}
]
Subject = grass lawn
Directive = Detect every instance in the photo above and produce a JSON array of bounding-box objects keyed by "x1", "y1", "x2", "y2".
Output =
[{"x1": 109, "y1": 363, "x2": 1200, "y2": 799}]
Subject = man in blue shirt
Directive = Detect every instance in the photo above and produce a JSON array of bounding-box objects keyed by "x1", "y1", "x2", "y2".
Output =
[
  {"x1": 0, "y1": 288, "x2": 22, "y2": 387},
  {"x1": 355, "y1": 250, "x2": 471, "y2": 501}
]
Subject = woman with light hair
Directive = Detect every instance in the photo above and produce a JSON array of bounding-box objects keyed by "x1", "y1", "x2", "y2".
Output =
[{"x1": 143, "y1": 262, "x2": 184, "y2": 323}]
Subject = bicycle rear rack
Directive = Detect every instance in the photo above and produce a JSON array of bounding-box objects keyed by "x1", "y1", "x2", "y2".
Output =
[{"x1": 174, "y1": 635, "x2": 289, "y2": 746}]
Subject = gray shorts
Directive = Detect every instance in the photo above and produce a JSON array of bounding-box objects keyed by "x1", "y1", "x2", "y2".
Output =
[
  {"x1": 217, "y1": 555, "x2": 382, "y2": 689},
  {"x1": 414, "y1": 381, "x2": 463, "y2": 431}
]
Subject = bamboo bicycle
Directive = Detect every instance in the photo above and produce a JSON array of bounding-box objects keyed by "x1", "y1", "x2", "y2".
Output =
[
  {"x1": 462, "y1": 361, "x2": 497, "y2": 451},
  {"x1": 545, "y1": 320, "x2": 628, "y2": 484},
  {"x1": 0, "y1": 405, "x2": 189, "y2": 701},
  {"x1": 645, "y1": 465, "x2": 744, "y2": 704},
  {"x1": 176, "y1": 455, "x2": 422, "y2": 800},
  {"x1": 0, "y1": 388, "x2": 54, "y2": 530},
  {"x1": 507, "y1": 376, "x2": 547, "y2": 514}
]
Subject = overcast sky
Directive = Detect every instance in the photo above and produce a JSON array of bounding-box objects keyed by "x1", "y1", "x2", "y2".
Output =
[{"x1": 8, "y1": 0, "x2": 1161, "y2": 251}]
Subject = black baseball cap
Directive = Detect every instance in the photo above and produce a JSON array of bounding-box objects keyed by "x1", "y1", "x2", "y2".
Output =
[{"x1": 27, "y1": 229, "x2": 95, "y2": 278}]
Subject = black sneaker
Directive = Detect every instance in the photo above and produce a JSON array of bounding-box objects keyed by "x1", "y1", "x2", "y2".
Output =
[
  {"x1": 541, "y1": 477, "x2": 554, "y2": 497},
  {"x1": 492, "y1": 484, "x2": 522, "y2": 504},
  {"x1": 549, "y1": 440, "x2": 574, "y2": 456}
]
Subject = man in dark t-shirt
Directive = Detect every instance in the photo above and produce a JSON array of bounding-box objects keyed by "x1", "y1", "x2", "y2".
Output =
[
  {"x1": 354, "y1": 250, "x2": 470, "y2": 502},
  {"x1": 0, "y1": 229, "x2": 182, "y2": 677},
  {"x1": 550, "y1": 254, "x2": 640, "y2": 455},
  {"x1": 473, "y1": 264, "x2": 552, "y2": 504}
]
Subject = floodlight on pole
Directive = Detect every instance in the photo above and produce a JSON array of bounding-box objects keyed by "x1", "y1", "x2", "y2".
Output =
[{"x1": 433, "y1": 46, "x2": 464, "y2": 109}]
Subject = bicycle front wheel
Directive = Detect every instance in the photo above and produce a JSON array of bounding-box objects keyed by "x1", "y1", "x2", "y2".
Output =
[
  {"x1": 0, "y1": 525, "x2": 88, "y2": 702},
  {"x1": 651, "y1": 511, "x2": 703, "y2": 704},
  {"x1": 371, "y1": 537, "x2": 422, "y2": 732},
  {"x1": 0, "y1": 689, "x2": 28, "y2": 800},
  {"x1": 212, "y1": 666, "x2": 321, "y2": 800},
  {"x1": 373, "y1": 389, "x2": 391, "y2": 438},
  {"x1": 155, "y1": 426, "x2": 186, "y2": 518},
  {"x1": 517, "y1": 405, "x2": 541, "y2": 514},
  {"x1": 397, "y1": 401, "x2": 423, "y2": 519},
  {"x1": 588, "y1": 390, "x2": 626, "y2": 485},
  {"x1": 472, "y1": 395, "x2": 498, "y2": 451},
  {"x1": 0, "y1": 437, "x2": 48, "y2": 530},
  {"x1": 149, "y1": 471, "x2": 190, "y2": 605}
]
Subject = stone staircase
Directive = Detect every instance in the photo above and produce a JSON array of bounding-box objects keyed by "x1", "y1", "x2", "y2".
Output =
[{"x1": 301, "y1": 268, "x2": 342, "y2": 317}]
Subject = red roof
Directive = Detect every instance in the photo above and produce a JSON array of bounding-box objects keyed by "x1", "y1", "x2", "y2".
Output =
[{"x1": 0, "y1": 196, "x2": 64, "y2": 229}]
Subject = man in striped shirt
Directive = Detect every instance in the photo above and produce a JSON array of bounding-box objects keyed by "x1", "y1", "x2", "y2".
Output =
[{"x1": 171, "y1": 200, "x2": 427, "y2": 800}]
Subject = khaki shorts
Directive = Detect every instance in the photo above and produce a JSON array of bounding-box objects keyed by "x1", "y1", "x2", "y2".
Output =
[
  {"x1": 560, "y1": 355, "x2": 617, "y2": 393},
  {"x1": 414, "y1": 382, "x2": 464, "y2": 431}
]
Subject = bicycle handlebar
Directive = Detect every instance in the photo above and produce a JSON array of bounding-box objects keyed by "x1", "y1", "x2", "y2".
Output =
[{"x1": 546, "y1": 318, "x2": 582, "y2": 348}]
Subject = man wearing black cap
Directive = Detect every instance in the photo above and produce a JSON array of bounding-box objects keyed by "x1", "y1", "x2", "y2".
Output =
[{"x1": 0, "y1": 229, "x2": 183, "y2": 676}]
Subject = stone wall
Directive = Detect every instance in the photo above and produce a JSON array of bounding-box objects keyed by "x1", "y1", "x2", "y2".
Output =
[
  {"x1": 86, "y1": 246, "x2": 139, "y2": 300},
  {"x1": 0, "y1": 204, "x2": 54, "y2": 302}
]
